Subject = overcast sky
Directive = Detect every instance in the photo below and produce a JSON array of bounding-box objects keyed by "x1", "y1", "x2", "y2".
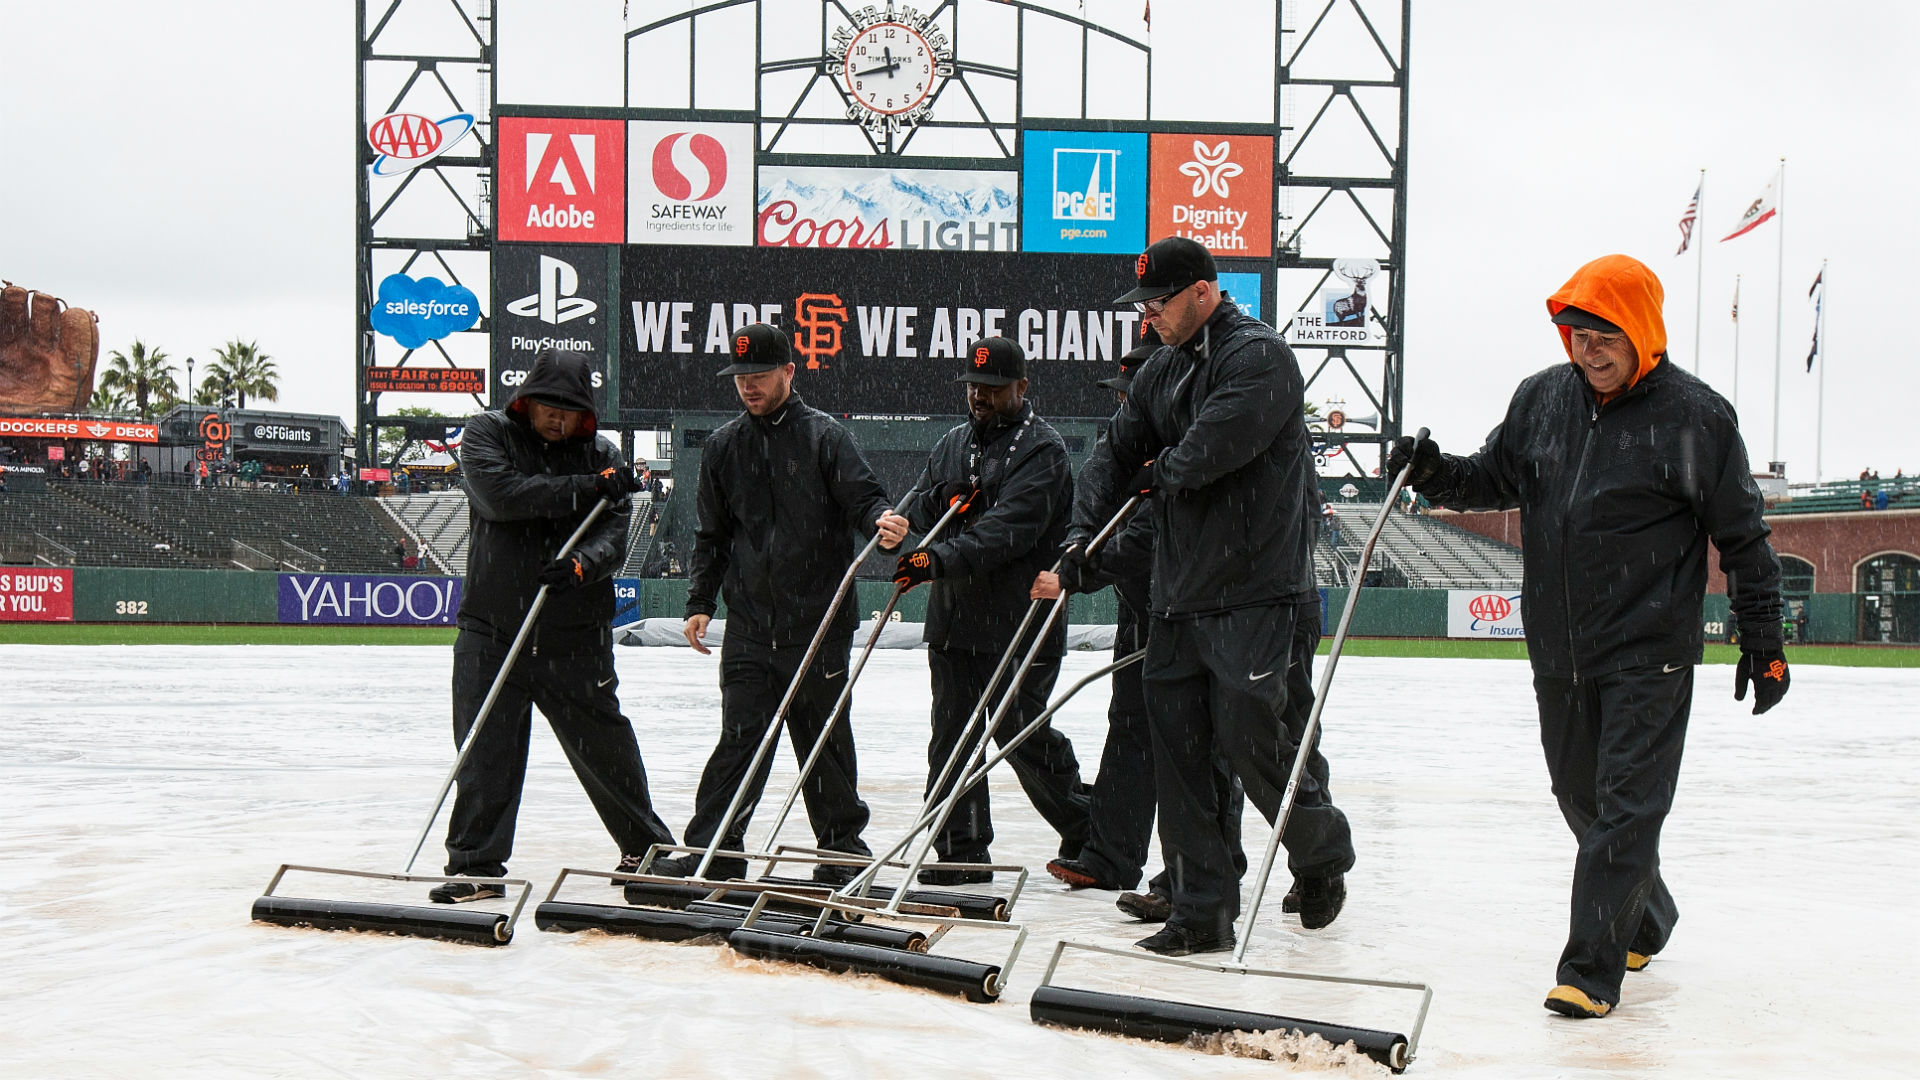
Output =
[{"x1": 3, "y1": 0, "x2": 1912, "y2": 480}]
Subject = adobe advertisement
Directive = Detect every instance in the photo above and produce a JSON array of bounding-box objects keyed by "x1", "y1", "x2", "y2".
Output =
[
  {"x1": 1447, "y1": 590, "x2": 1526, "y2": 639},
  {"x1": 1020, "y1": 131, "x2": 1147, "y2": 254},
  {"x1": 492, "y1": 243, "x2": 609, "y2": 408},
  {"x1": 278, "y1": 574, "x2": 463, "y2": 626},
  {"x1": 496, "y1": 116, "x2": 626, "y2": 243},
  {"x1": 756, "y1": 165, "x2": 1018, "y2": 252},
  {"x1": 619, "y1": 247, "x2": 1143, "y2": 419},
  {"x1": 1149, "y1": 133, "x2": 1273, "y2": 257},
  {"x1": 0, "y1": 570, "x2": 73, "y2": 622},
  {"x1": 627, "y1": 121, "x2": 756, "y2": 246}
]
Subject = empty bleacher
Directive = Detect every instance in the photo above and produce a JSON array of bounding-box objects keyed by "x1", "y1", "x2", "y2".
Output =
[
  {"x1": 0, "y1": 488, "x2": 202, "y2": 568},
  {"x1": 56, "y1": 482, "x2": 409, "y2": 574},
  {"x1": 385, "y1": 492, "x2": 473, "y2": 576},
  {"x1": 1326, "y1": 503, "x2": 1524, "y2": 590}
]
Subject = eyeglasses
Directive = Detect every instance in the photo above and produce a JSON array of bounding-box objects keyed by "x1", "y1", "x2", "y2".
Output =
[{"x1": 1132, "y1": 282, "x2": 1194, "y2": 314}]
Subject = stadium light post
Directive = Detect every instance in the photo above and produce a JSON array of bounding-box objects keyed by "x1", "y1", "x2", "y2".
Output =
[{"x1": 185, "y1": 357, "x2": 195, "y2": 407}]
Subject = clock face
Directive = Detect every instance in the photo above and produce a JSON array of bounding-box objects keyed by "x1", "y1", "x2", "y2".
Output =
[{"x1": 842, "y1": 22, "x2": 937, "y2": 116}]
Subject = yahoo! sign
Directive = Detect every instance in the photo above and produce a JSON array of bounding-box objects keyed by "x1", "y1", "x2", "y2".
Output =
[{"x1": 279, "y1": 574, "x2": 462, "y2": 625}]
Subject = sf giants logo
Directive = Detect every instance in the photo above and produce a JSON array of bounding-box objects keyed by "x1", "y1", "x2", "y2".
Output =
[
  {"x1": 1764, "y1": 659, "x2": 1786, "y2": 682},
  {"x1": 734, "y1": 335, "x2": 750, "y2": 356},
  {"x1": 973, "y1": 346, "x2": 990, "y2": 368},
  {"x1": 792, "y1": 293, "x2": 847, "y2": 370},
  {"x1": 1136, "y1": 252, "x2": 1150, "y2": 279}
]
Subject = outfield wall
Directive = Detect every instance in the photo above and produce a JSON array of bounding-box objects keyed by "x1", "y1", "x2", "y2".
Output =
[{"x1": 11, "y1": 568, "x2": 1874, "y2": 644}]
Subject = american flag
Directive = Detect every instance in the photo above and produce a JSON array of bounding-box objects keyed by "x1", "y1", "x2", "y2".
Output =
[{"x1": 1675, "y1": 178, "x2": 1702, "y2": 255}]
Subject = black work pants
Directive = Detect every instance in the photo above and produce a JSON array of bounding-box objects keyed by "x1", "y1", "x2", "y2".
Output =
[
  {"x1": 444, "y1": 633, "x2": 674, "y2": 877},
  {"x1": 683, "y1": 634, "x2": 871, "y2": 858},
  {"x1": 1145, "y1": 603, "x2": 1353, "y2": 936},
  {"x1": 925, "y1": 645, "x2": 1091, "y2": 861},
  {"x1": 1074, "y1": 639, "x2": 1155, "y2": 888},
  {"x1": 1534, "y1": 665, "x2": 1691, "y2": 1006}
]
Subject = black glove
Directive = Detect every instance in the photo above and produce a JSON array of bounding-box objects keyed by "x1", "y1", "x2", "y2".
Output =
[
  {"x1": 1733, "y1": 647, "x2": 1790, "y2": 715},
  {"x1": 592, "y1": 465, "x2": 644, "y2": 500},
  {"x1": 1124, "y1": 459, "x2": 1157, "y2": 496},
  {"x1": 935, "y1": 480, "x2": 980, "y2": 517},
  {"x1": 894, "y1": 547, "x2": 941, "y2": 590},
  {"x1": 1385, "y1": 435, "x2": 1443, "y2": 488},
  {"x1": 1056, "y1": 542, "x2": 1103, "y2": 594},
  {"x1": 538, "y1": 553, "x2": 587, "y2": 591}
]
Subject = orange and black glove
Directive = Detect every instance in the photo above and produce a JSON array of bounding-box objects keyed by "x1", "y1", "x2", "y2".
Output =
[
  {"x1": 592, "y1": 465, "x2": 644, "y2": 500},
  {"x1": 538, "y1": 554, "x2": 587, "y2": 591},
  {"x1": 894, "y1": 547, "x2": 941, "y2": 590},
  {"x1": 1733, "y1": 647, "x2": 1790, "y2": 715},
  {"x1": 935, "y1": 481, "x2": 980, "y2": 517},
  {"x1": 1125, "y1": 459, "x2": 1158, "y2": 496}
]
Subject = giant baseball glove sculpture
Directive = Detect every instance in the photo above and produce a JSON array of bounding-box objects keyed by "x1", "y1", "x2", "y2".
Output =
[{"x1": 0, "y1": 282, "x2": 100, "y2": 413}]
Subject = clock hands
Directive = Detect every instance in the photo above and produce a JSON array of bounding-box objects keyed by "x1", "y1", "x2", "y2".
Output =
[{"x1": 854, "y1": 47, "x2": 902, "y2": 79}]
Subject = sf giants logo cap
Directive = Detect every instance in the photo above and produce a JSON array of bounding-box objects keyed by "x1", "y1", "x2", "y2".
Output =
[
  {"x1": 735, "y1": 335, "x2": 750, "y2": 356},
  {"x1": 718, "y1": 322, "x2": 791, "y2": 376},
  {"x1": 954, "y1": 336, "x2": 1025, "y2": 387},
  {"x1": 1115, "y1": 236, "x2": 1218, "y2": 304},
  {"x1": 1137, "y1": 252, "x2": 1151, "y2": 279},
  {"x1": 974, "y1": 346, "x2": 990, "y2": 367}
]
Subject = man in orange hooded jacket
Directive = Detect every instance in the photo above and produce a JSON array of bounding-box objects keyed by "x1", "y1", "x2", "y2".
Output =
[{"x1": 1389, "y1": 254, "x2": 1787, "y2": 1018}]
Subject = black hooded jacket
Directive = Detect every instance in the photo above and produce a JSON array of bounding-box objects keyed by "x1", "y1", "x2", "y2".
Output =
[
  {"x1": 900, "y1": 401, "x2": 1072, "y2": 657},
  {"x1": 1421, "y1": 359, "x2": 1782, "y2": 677},
  {"x1": 684, "y1": 393, "x2": 896, "y2": 648},
  {"x1": 1074, "y1": 299, "x2": 1318, "y2": 618},
  {"x1": 455, "y1": 350, "x2": 630, "y2": 653}
]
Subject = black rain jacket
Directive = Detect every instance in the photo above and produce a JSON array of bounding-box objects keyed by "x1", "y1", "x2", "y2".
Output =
[
  {"x1": 901, "y1": 401, "x2": 1072, "y2": 657},
  {"x1": 456, "y1": 350, "x2": 630, "y2": 654},
  {"x1": 684, "y1": 393, "x2": 896, "y2": 648},
  {"x1": 1422, "y1": 359, "x2": 1783, "y2": 677},
  {"x1": 1074, "y1": 299, "x2": 1317, "y2": 618}
]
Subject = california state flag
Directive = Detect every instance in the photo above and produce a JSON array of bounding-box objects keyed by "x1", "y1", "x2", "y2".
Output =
[{"x1": 1721, "y1": 169, "x2": 1780, "y2": 241}]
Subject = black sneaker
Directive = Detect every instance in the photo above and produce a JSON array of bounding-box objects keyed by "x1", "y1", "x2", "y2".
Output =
[
  {"x1": 1134, "y1": 923, "x2": 1234, "y2": 956},
  {"x1": 916, "y1": 858, "x2": 993, "y2": 886},
  {"x1": 1046, "y1": 858, "x2": 1121, "y2": 890},
  {"x1": 1282, "y1": 877, "x2": 1300, "y2": 914},
  {"x1": 652, "y1": 853, "x2": 748, "y2": 880},
  {"x1": 428, "y1": 879, "x2": 505, "y2": 904},
  {"x1": 811, "y1": 861, "x2": 865, "y2": 888},
  {"x1": 1116, "y1": 890, "x2": 1172, "y2": 922},
  {"x1": 1296, "y1": 872, "x2": 1345, "y2": 930},
  {"x1": 610, "y1": 853, "x2": 646, "y2": 886}
]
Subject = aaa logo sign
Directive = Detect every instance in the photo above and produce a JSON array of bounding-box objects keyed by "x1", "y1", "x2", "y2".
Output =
[
  {"x1": 1447, "y1": 590, "x2": 1525, "y2": 639},
  {"x1": 1149, "y1": 133, "x2": 1273, "y2": 258}
]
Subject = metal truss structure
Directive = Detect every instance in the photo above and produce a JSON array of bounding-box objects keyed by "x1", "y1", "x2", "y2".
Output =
[{"x1": 355, "y1": 0, "x2": 497, "y2": 467}]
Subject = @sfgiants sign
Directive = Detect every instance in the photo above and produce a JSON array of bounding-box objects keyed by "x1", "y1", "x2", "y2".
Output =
[{"x1": 620, "y1": 248, "x2": 1144, "y2": 419}]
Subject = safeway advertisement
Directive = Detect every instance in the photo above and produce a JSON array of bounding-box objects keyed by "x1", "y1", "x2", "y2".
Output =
[
  {"x1": 756, "y1": 166, "x2": 1018, "y2": 252},
  {"x1": 627, "y1": 121, "x2": 755, "y2": 246},
  {"x1": 0, "y1": 570, "x2": 73, "y2": 622}
]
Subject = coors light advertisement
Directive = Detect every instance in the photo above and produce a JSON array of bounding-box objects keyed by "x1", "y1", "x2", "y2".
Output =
[{"x1": 755, "y1": 166, "x2": 1019, "y2": 253}]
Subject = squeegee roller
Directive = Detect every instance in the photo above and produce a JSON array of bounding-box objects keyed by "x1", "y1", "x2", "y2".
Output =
[
  {"x1": 1029, "y1": 986, "x2": 1410, "y2": 1072},
  {"x1": 533, "y1": 898, "x2": 928, "y2": 951},
  {"x1": 728, "y1": 928, "x2": 1001, "y2": 1003},
  {"x1": 251, "y1": 896, "x2": 511, "y2": 946}
]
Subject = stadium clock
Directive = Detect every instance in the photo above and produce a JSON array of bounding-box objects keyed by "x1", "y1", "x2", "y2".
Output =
[{"x1": 827, "y1": 6, "x2": 954, "y2": 137}]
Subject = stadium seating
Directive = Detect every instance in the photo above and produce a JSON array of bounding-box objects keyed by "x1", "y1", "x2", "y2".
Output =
[
  {"x1": 1326, "y1": 503, "x2": 1524, "y2": 590},
  {"x1": 385, "y1": 492, "x2": 473, "y2": 576},
  {"x1": 1772, "y1": 476, "x2": 1918, "y2": 514},
  {"x1": 0, "y1": 488, "x2": 201, "y2": 568},
  {"x1": 56, "y1": 482, "x2": 408, "y2": 574}
]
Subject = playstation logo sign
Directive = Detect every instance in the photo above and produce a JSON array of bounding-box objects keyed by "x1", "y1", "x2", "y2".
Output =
[{"x1": 505, "y1": 255, "x2": 597, "y2": 326}]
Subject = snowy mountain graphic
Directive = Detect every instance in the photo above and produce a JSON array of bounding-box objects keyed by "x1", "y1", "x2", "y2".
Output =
[{"x1": 757, "y1": 167, "x2": 1017, "y2": 223}]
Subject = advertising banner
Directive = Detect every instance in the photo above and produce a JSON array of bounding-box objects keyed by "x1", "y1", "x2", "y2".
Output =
[
  {"x1": 756, "y1": 165, "x2": 1018, "y2": 252},
  {"x1": 368, "y1": 273, "x2": 480, "y2": 348},
  {"x1": 1286, "y1": 259, "x2": 1385, "y2": 346},
  {"x1": 0, "y1": 570, "x2": 73, "y2": 622},
  {"x1": 1020, "y1": 131, "x2": 1148, "y2": 254},
  {"x1": 278, "y1": 573, "x2": 462, "y2": 625},
  {"x1": 620, "y1": 247, "x2": 1143, "y2": 419},
  {"x1": 626, "y1": 121, "x2": 756, "y2": 246},
  {"x1": 492, "y1": 243, "x2": 608, "y2": 408},
  {"x1": 1150, "y1": 133, "x2": 1274, "y2": 258},
  {"x1": 0, "y1": 417, "x2": 159, "y2": 443},
  {"x1": 366, "y1": 367, "x2": 487, "y2": 394},
  {"x1": 496, "y1": 116, "x2": 626, "y2": 244},
  {"x1": 1215, "y1": 270, "x2": 1267, "y2": 322},
  {"x1": 613, "y1": 577, "x2": 641, "y2": 625},
  {"x1": 1447, "y1": 589, "x2": 1525, "y2": 639}
]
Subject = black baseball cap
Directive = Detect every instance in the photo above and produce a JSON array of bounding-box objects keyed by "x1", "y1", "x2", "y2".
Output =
[
  {"x1": 718, "y1": 323, "x2": 792, "y2": 376},
  {"x1": 1550, "y1": 305, "x2": 1623, "y2": 334},
  {"x1": 955, "y1": 337, "x2": 1026, "y2": 386},
  {"x1": 1100, "y1": 330, "x2": 1161, "y2": 392},
  {"x1": 1115, "y1": 236, "x2": 1219, "y2": 304}
]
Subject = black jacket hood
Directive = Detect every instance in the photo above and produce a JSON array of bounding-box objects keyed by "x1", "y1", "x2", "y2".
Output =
[{"x1": 508, "y1": 348, "x2": 599, "y2": 435}]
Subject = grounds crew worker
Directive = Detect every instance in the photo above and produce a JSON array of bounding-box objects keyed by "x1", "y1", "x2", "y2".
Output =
[
  {"x1": 657, "y1": 324, "x2": 902, "y2": 886},
  {"x1": 1389, "y1": 253, "x2": 1787, "y2": 1019},
  {"x1": 878, "y1": 336, "x2": 1092, "y2": 886},
  {"x1": 1073, "y1": 236, "x2": 1354, "y2": 956},
  {"x1": 434, "y1": 347, "x2": 674, "y2": 903}
]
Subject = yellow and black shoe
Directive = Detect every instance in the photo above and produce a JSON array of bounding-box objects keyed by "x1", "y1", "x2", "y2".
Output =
[
  {"x1": 1626, "y1": 951, "x2": 1652, "y2": 972},
  {"x1": 1544, "y1": 985, "x2": 1613, "y2": 1019}
]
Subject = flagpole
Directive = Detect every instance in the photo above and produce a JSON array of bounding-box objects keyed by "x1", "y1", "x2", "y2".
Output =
[
  {"x1": 1816, "y1": 260, "x2": 1828, "y2": 481},
  {"x1": 1732, "y1": 273, "x2": 1742, "y2": 415},
  {"x1": 1771, "y1": 157, "x2": 1786, "y2": 465},
  {"x1": 1692, "y1": 167, "x2": 1705, "y2": 374}
]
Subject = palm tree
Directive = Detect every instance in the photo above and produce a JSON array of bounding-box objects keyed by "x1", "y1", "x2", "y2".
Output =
[
  {"x1": 99, "y1": 340, "x2": 181, "y2": 420},
  {"x1": 209, "y1": 339, "x2": 279, "y2": 410},
  {"x1": 88, "y1": 385, "x2": 132, "y2": 414},
  {"x1": 195, "y1": 361, "x2": 236, "y2": 408}
]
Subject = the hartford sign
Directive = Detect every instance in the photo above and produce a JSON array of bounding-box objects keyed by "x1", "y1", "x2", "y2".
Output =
[{"x1": 1447, "y1": 590, "x2": 1526, "y2": 639}]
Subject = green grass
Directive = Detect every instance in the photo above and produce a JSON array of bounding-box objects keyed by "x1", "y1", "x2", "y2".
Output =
[
  {"x1": 0, "y1": 624, "x2": 458, "y2": 646},
  {"x1": 1326, "y1": 637, "x2": 1920, "y2": 667}
]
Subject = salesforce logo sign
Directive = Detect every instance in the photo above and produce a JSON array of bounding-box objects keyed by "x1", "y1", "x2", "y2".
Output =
[{"x1": 369, "y1": 274, "x2": 481, "y2": 349}]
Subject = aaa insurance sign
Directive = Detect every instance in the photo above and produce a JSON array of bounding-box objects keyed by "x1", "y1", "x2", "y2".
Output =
[
  {"x1": 1150, "y1": 134, "x2": 1273, "y2": 257},
  {"x1": 1021, "y1": 131, "x2": 1147, "y2": 254},
  {"x1": 628, "y1": 122, "x2": 755, "y2": 246},
  {"x1": 1448, "y1": 590, "x2": 1525, "y2": 639},
  {"x1": 497, "y1": 117, "x2": 625, "y2": 243},
  {"x1": 492, "y1": 244, "x2": 607, "y2": 407}
]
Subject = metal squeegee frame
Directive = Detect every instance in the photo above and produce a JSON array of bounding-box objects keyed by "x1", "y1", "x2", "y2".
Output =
[{"x1": 259, "y1": 863, "x2": 534, "y2": 943}]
